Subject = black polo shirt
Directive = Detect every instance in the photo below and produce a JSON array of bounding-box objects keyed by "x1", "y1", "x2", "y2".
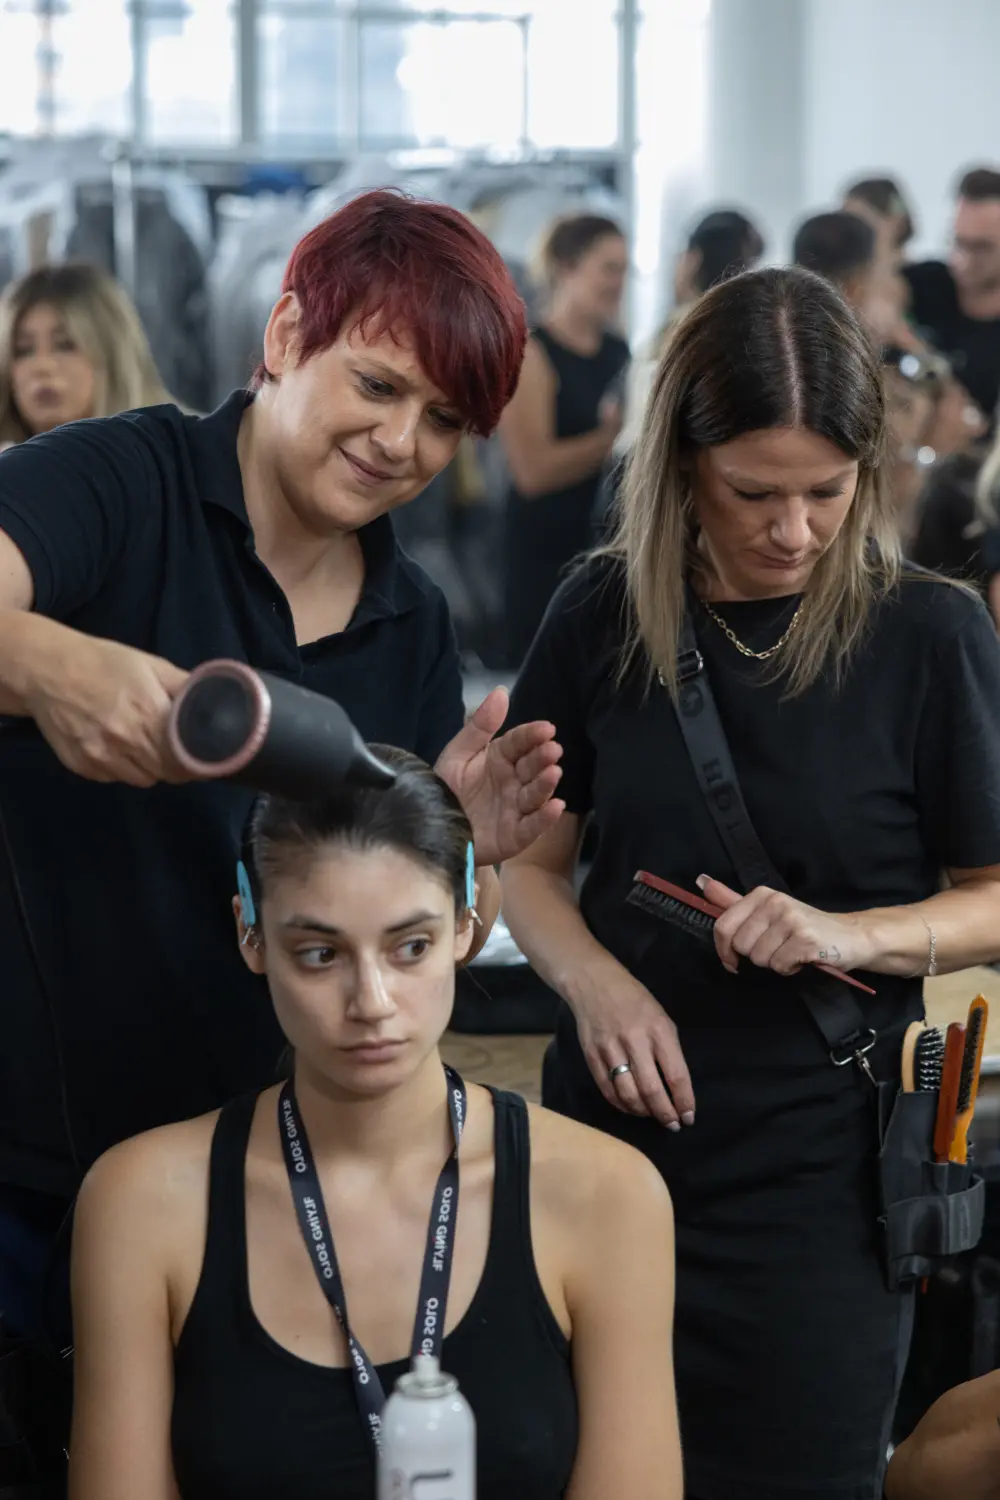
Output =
[{"x1": 0, "y1": 392, "x2": 465, "y2": 1194}]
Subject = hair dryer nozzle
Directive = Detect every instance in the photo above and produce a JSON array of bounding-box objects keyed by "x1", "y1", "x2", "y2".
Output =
[{"x1": 167, "y1": 659, "x2": 396, "y2": 798}]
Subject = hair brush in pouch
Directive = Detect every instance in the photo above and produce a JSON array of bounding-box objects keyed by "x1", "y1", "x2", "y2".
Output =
[
  {"x1": 901, "y1": 1021, "x2": 947, "y2": 1093},
  {"x1": 627, "y1": 870, "x2": 876, "y2": 994},
  {"x1": 949, "y1": 996, "x2": 988, "y2": 1164},
  {"x1": 933, "y1": 1022, "x2": 967, "y2": 1164}
]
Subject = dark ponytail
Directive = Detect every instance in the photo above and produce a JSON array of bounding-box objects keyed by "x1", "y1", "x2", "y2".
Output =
[{"x1": 240, "y1": 746, "x2": 473, "y2": 917}]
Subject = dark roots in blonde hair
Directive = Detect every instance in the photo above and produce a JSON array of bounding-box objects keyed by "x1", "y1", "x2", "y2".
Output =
[{"x1": 603, "y1": 265, "x2": 899, "y2": 699}]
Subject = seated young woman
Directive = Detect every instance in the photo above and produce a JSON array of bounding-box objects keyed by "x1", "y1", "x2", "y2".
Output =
[{"x1": 67, "y1": 748, "x2": 680, "y2": 1500}]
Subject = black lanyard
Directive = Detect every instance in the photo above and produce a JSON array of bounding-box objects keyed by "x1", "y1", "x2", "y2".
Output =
[{"x1": 278, "y1": 1066, "x2": 467, "y2": 1453}]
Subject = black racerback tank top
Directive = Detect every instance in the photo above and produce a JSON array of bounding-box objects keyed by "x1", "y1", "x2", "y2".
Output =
[
  {"x1": 171, "y1": 1087, "x2": 578, "y2": 1499},
  {"x1": 503, "y1": 325, "x2": 630, "y2": 664}
]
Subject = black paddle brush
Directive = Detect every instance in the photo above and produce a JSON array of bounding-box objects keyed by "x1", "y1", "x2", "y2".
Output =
[{"x1": 627, "y1": 870, "x2": 877, "y2": 994}]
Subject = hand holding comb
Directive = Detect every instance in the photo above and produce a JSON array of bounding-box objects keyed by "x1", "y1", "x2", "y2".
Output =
[
  {"x1": 628, "y1": 871, "x2": 876, "y2": 994},
  {"x1": 949, "y1": 996, "x2": 988, "y2": 1164}
]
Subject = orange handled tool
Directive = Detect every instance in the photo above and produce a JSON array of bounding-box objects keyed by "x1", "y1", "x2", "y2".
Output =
[
  {"x1": 949, "y1": 996, "x2": 989, "y2": 1165},
  {"x1": 932, "y1": 1021, "x2": 967, "y2": 1164}
]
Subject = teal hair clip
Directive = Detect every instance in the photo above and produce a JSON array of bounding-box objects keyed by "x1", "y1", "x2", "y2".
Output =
[
  {"x1": 465, "y1": 842, "x2": 476, "y2": 913},
  {"x1": 236, "y1": 860, "x2": 257, "y2": 929}
]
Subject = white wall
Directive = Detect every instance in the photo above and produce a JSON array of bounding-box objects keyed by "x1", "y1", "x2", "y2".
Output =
[
  {"x1": 802, "y1": 0, "x2": 1000, "y2": 258},
  {"x1": 707, "y1": 0, "x2": 805, "y2": 261},
  {"x1": 704, "y1": 0, "x2": 1000, "y2": 264}
]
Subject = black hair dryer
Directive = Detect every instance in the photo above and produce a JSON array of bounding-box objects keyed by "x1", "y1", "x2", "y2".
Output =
[{"x1": 166, "y1": 659, "x2": 396, "y2": 799}]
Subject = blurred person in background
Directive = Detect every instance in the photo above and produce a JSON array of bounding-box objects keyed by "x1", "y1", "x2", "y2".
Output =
[
  {"x1": 499, "y1": 213, "x2": 629, "y2": 666},
  {"x1": 0, "y1": 263, "x2": 170, "y2": 450},
  {"x1": 907, "y1": 424, "x2": 992, "y2": 600},
  {"x1": 904, "y1": 167, "x2": 1000, "y2": 418},
  {"x1": 794, "y1": 210, "x2": 894, "y2": 331},
  {"x1": 881, "y1": 346, "x2": 940, "y2": 540},
  {"x1": 620, "y1": 208, "x2": 765, "y2": 452},
  {"x1": 673, "y1": 209, "x2": 766, "y2": 309},
  {"x1": 842, "y1": 178, "x2": 919, "y2": 350},
  {"x1": 842, "y1": 176, "x2": 916, "y2": 271},
  {"x1": 909, "y1": 414, "x2": 1000, "y2": 626},
  {"x1": 794, "y1": 211, "x2": 986, "y2": 462}
]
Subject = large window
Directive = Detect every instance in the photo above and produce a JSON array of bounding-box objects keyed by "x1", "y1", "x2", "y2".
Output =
[
  {"x1": 526, "y1": 0, "x2": 618, "y2": 149},
  {"x1": 259, "y1": 12, "x2": 351, "y2": 149},
  {"x1": 0, "y1": 0, "x2": 131, "y2": 136},
  {"x1": 377, "y1": 18, "x2": 527, "y2": 150},
  {"x1": 143, "y1": 2, "x2": 238, "y2": 146},
  {"x1": 0, "y1": 0, "x2": 690, "y2": 167}
]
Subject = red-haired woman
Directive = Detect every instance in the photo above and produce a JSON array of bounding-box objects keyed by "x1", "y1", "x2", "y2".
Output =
[{"x1": 0, "y1": 190, "x2": 562, "y2": 1347}]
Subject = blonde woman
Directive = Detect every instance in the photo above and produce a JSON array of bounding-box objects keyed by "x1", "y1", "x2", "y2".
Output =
[
  {"x1": 501, "y1": 266, "x2": 1000, "y2": 1500},
  {"x1": 0, "y1": 263, "x2": 170, "y2": 450}
]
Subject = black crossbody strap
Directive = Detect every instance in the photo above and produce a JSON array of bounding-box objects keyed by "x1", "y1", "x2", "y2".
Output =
[{"x1": 674, "y1": 608, "x2": 877, "y2": 1074}]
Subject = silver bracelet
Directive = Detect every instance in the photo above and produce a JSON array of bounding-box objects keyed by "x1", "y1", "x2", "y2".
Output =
[{"x1": 918, "y1": 915, "x2": 938, "y2": 978}]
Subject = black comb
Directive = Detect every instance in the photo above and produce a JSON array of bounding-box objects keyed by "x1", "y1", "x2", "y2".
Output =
[
  {"x1": 627, "y1": 870, "x2": 877, "y2": 992},
  {"x1": 625, "y1": 879, "x2": 716, "y2": 944}
]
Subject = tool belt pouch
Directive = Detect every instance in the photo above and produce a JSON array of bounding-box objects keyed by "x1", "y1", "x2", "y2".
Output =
[{"x1": 878, "y1": 1083, "x2": 986, "y2": 1290}]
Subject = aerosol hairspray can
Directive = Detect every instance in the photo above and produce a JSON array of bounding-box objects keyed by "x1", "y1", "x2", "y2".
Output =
[{"x1": 377, "y1": 1355, "x2": 476, "y2": 1500}]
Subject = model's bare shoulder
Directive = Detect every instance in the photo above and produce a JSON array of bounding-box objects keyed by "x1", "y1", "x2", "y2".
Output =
[
  {"x1": 76, "y1": 1109, "x2": 222, "y2": 1253},
  {"x1": 526, "y1": 1100, "x2": 673, "y2": 1228}
]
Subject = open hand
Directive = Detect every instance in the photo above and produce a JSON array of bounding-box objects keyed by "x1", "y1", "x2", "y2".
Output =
[
  {"x1": 573, "y1": 963, "x2": 695, "y2": 1130},
  {"x1": 698, "y1": 875, "x2": 875, "y2": 977},
  {"x1": 435, "y1": 687, "x2": 564, "y2": 867}
]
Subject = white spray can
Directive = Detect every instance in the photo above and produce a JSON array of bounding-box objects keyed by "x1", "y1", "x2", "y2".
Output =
[{"x1": 377, "y1": 1354, "x2": 476, "y2": 1500}]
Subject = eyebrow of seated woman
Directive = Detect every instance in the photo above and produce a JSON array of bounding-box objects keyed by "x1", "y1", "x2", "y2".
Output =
[{"x1": 280, "y1": 910, "x2": 443, "y2": 937}]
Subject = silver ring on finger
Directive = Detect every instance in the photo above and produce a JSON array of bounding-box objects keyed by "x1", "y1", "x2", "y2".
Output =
[{"x1": 609, "y1": 1062, "x2": 632, "y2": 1081}]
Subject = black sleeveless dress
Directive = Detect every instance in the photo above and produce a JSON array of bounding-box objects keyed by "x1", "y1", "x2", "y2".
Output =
[
  {"x1": 503, "y1": 325, "x2": 629, "y2": 664},
  {"x1": 171, "y1": 1087, "x2": 578, "y2": 1500},
  {"x1": 509, "y1": 559, "x2": 1000, "y2": 1499}
]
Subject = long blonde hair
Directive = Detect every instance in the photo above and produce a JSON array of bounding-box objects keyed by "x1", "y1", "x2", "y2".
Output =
[
  {"x1": 0, "y1": 263, "x2": 171, "y2": 445},
  {"x1": 603, "y1": 266, "x2": 901, "y2": 699}
]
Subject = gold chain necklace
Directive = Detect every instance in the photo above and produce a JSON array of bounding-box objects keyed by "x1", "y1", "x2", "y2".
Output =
[{"x1": 701, "y1": 598, "x2": 805, "y2": 660}]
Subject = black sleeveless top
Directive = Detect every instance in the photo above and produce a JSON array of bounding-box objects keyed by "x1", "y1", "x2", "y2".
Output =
[
  {"x1": 171, "y1": 1087, "x2": 578, "y2": 1500},
  {"x1": 503, "y1": 325, "x2": 630, "y2": 664}
]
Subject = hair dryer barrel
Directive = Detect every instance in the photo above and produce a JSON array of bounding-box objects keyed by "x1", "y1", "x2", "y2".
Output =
[{"x1": 166, "y1": 660, "x2": 396, "y2": 798}]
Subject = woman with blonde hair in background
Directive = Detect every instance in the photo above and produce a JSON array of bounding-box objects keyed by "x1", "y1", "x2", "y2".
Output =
[{"x1": 0, "y1": 262, "x2": 170, "y2": 450}]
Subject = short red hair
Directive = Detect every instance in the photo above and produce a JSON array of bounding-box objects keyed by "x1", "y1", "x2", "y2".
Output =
[{"x1": 255, "y1": 188, "x2": 527, "y2": 437}]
